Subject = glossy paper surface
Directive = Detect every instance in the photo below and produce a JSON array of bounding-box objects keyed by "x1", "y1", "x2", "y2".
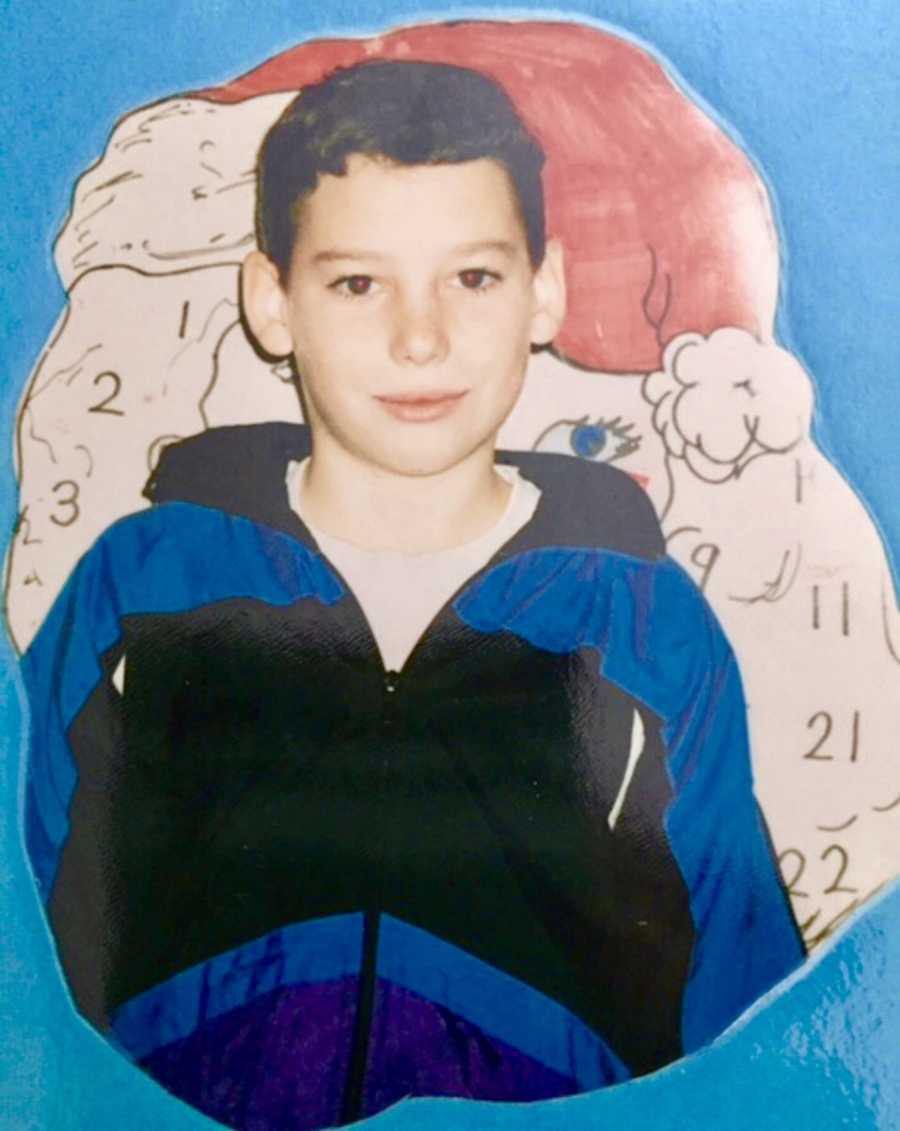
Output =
[{"x1": 1, "y1": 3, "x2": 898, "y2": 1128}]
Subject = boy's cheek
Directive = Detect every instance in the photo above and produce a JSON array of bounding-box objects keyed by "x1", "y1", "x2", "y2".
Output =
[{"x1": 456, "y1": 305, "x2": 534, "y2": 363}]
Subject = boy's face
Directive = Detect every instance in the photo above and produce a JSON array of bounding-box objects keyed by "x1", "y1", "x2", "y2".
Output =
[{"x1": 243, "y1": 154, "x2": 564, "y2": 479}]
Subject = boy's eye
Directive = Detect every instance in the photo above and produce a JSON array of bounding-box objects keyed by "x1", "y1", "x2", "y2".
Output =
[
  {"x1": 455, "y1": 268, "x2": 499, "y2": 291},
  {"x1": 330, "y1": 274, "x2": 376, "y2": 297}
]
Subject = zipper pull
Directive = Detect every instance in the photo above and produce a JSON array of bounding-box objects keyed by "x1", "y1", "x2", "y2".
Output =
[{"x1": 382, "y1": 670, "x2": 400, "y2": 734}]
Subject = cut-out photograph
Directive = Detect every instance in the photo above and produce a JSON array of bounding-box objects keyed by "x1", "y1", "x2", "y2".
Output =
[{"x1": 3, "y1": 9, "x2": 898, "y2": 1131}]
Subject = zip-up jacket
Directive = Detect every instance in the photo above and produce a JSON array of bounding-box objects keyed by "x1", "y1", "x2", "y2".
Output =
[{"x1": 22, "y1": 423, "x2": 803, "y2": 1130}]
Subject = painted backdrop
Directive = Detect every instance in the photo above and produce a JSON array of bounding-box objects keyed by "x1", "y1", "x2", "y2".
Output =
[{"x1": 1, "y1": 2, "x2": 898, "y2": 1128}]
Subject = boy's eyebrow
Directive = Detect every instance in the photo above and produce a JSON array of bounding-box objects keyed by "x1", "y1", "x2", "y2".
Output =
[
  {"x1": 310, "y1": 240, "x2": 520, "y2": 266},
  {"x1": 451, "y1": 239, "x2": 520, "y2": 258},
  {"x1": 311, "y1": 249, "x2": 386, "y2": 265}
]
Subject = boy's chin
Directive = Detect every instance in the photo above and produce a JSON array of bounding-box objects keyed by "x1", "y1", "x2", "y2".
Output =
[
  {"x1": 356, "y1": 436, "x2": 495, "y2": 481},
  {"x1": 370, "y1": 453, "x2": 472, "y2": 480}
]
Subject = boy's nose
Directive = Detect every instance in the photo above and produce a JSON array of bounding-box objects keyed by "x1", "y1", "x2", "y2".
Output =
[{"x1": 390, "y1": 293, "x2": 449, "y2": 366}]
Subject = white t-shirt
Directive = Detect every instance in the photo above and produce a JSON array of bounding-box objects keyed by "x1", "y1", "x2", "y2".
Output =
[{"x1": 286, "y1": 459, "x2": 542, "y2": 672}]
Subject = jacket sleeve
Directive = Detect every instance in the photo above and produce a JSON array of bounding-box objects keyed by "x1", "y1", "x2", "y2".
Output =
[
  {"x1": 19, "y1": 532, "x2": 132, "y2": 1029},
  {"x1": 20, "y1": 540, "x2": 125, "y2": 906},
  {"x1": 600, "y1": 555, "x2": 805, "y2": 1052}
]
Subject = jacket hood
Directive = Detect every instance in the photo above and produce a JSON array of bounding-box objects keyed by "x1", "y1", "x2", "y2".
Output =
[{"x1": 144, "y1": 423, "x2": 664, "y2": 561}]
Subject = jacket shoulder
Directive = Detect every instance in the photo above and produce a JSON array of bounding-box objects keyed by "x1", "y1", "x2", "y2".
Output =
[{"x1": 501, "y1": 450, "x2": 665, "y2": 561}]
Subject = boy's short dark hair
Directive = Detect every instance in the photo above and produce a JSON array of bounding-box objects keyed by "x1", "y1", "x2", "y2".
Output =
[{"x1": 256, "y1": 59, "x2": 547, "y2": 278}]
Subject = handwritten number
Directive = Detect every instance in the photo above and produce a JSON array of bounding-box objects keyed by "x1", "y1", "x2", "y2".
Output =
[
  {"x1": 778, "y1": 848, "x2": 809, "y2": 898},
  {"x1": 798, "y1": 910, "x2": 821, "y2": 938},
  {"x1": 803, "y1": 710, "x2": 862, "y2": 762},
  {"x1": 16, "y1": 505, "x2": 41, "y2": 545},
  {"x1": 780, "y1": 844, "x2": 857, "y2": 904},
  {"x1": 803, "y1": 711, "x2": 834, "y2": 760},
  {"x1": 49, "y1": 480, "x2": 80, "y2": 527},
  {"x1": 821, "y1": 844, "x2": 858, "y2": 895},
  {"x1": 689, "y1": 542, "x2": 720, "y2": 593},
  {"x1": 88, "y1": 371, "x2": 124, "y2": 416}
]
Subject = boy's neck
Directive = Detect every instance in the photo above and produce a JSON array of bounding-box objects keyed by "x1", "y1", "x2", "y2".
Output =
[{"x1": 298, "y1": 442, "x2": 512, "y2": 553}]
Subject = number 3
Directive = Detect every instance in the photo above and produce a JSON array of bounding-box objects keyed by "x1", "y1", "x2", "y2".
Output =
[{"x1": 50, "y1": 480, "x2": 80, "y2": 527}]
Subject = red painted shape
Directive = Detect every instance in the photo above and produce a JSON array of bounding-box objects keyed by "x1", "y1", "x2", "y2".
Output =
[{"x1": 197, "y1": 21, "x2": 777, "y2": 373}]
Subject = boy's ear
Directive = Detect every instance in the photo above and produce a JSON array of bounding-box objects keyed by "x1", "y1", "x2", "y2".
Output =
[
  {"x1": 529, "y1": 238, "x2": 567, "y2": 348},
  {"x1": 241, "y1": 251, "x2": 294, "y2": 358}
]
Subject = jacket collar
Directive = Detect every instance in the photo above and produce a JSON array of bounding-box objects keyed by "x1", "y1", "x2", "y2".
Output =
[{"x1": 144, "y1": 423, "x2": 663, "y2": 561}]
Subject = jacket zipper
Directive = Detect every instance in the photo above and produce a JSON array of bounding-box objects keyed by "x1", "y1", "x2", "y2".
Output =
[
  {"x1": 339, "y1": 668, "x2": 400, "y2": 1125},
  {"x1": 303, "y1": 525, "x2": 528, "y2": 1122}
]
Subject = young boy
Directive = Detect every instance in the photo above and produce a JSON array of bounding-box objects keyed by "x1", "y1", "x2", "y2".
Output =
[{"x1": 22, "y1": 60, "x2": 802, "y2": 1130}]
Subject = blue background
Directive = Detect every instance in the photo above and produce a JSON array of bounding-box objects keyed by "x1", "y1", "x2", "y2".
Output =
[{"x1": 1, "y1": 1, "x2": 898, "y2": 1127}]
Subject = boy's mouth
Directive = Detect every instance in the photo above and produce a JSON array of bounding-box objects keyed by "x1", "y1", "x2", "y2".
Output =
[{"x1": 374, "y1": 390, "x2": 468, "y2": 423}]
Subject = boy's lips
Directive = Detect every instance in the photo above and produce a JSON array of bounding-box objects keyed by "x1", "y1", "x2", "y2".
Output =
[{"x1": 374, "y1": 389, "x2": 468, "y2": 423}]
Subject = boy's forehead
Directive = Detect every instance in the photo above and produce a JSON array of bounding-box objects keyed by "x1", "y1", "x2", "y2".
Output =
[{"x1": 291, "y1": 154, "x2": 530, "y2": 259}]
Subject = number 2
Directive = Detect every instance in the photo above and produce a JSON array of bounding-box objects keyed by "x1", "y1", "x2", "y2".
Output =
[
  {"x1": 803, "y1": 711, "x2": 833, "y2": 760},
  {"x1": 88, "y1": 371, "x2": 124, "y2": 416},
  {"x1": 821, "y1": 844, "x2": 857, "y2": 895},
  {"x1": 778, "y1": 848, "x2": 809, "y2": 898}
]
